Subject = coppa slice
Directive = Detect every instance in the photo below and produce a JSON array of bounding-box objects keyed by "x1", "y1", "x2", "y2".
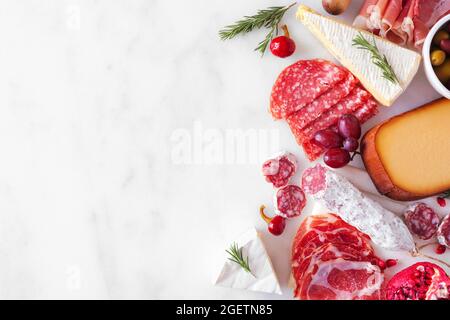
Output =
[
  {"x1": 297, "y1": 5, "x2": 421, "y2": 106},
  {"x1": 270, "y1": 59, "x2": 347, "y2": 119}
]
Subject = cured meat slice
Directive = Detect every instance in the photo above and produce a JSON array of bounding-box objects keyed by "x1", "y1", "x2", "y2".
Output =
[
  {"x1": 288, "y1": 86, "x2": 370, "y2": 145},
  {"x1": 301, "y1": 164, "x2": 327, "y2": 196},
  {"x1": 415, "y1": 0, "x2": 450, "y2": 28},
  {"x1": 299, "y1": 258, "x2": 384, "y2": 300},
  {"x1": 369, "y1": 0, "x2": 390, "y2": 30},
  {"x1": 353, "y1": 0, "x2": 380, "y2": 29},
  {"x1": 292, "y1": 214, "x2": 374, "y2": 263},
  {"x1": 270, "y1": 59, "x2": 347, "y2": 119},
  {"x1": 437, "y1": 214, "x2": 450, "y2": 248},
  {"x1": 353, "y1": 98, "x2": 379, "y2": 123},
  {"x1": 262, "y1": 152, "x2": 297, "y2": 188},
  {"x1": 289, "y1": 72, "x2": 358, "y2": 131},
  {"x1": 381, "y1": 0, "x2": 403, "y2": 36},
  {"x1": 404, "y1": 203, "x2": 440, "y2": 240},
  {"x1": 274, "y1": 185, "x2": 306, "y2": 218}
]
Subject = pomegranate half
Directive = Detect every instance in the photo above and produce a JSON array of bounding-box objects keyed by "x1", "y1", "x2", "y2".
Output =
[{"x1": 385, "y1": 262, "x2": 450, "y2": 300}]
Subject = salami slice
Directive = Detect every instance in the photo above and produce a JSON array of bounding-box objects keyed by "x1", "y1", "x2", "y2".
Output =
[
  {"x1": 353, "y1": 98, "x2": 379, "y2": 124},
  {"x1": 404, "y1": 203, "x2": 440, "y2": 240},
  {"x1": 289, "y1": 72, "x2": 358, "y2": 130},
  {"x1": 288, "y1": 86, "x2": 371, "y2": 144},
  {"x1": 274, "y1": 185, "x2": 306, "y2": 218},
  {"x1": 262, "y1": 152, "x2": 297, "y2": 188},
  {"x1": 301, "y1": 164, "x2": 327, "y2": 196},
  {"x1": 437, "y1": 214, "x2": 450, "y2": 248},
  {"x1": 270, "y1": 59, "x2": 347, "y2": 119}
]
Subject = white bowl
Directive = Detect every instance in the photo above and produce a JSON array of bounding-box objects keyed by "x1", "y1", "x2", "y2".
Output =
[{"x1": 423, "y1": 14, "x2": 450, "y2": 99}]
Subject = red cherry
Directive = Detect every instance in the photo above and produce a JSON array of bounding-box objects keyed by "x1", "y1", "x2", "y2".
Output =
[
  {"x1": 437, "y1": 197, "x2": 447, "y2": 207},
  {"x1": 260, "y1": 205, "x2": 286, "y2": 236},
  {"x1": 386, "y1": 259, "x2": 398, "y2": 268},
  {"x1": 436, "y1": 244, "x2": 447, "y2": 255},
  {"x1": 270, "y1": 25, "x2": 295, "y2": 58},
  {"x1": 268, "y1": 215, "x2": 286, "y2": 236}
]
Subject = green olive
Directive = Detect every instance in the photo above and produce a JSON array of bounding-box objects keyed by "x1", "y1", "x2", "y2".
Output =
[
  {"x1": 435, "y1": 58, "x2": 450, "y2": 84},
  {"x1": 431, "y1": 49, "x2": 446, "y2": 66},
  {"x1": 433, "y1": 30, "x2": 450, "y2": 46}
]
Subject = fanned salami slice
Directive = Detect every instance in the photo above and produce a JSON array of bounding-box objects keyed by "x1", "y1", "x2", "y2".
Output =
[
  {"x1": 262, "y1": 152, "x2": 297, "y2": 188},
  {"x1": 404, "y1": 203, "x2": 440, "y2": 240},
  {"x1": 274, "y1": 185, "x2": 306, "y2": 218},
  {"x1": 353, "y1": 98, "x2": 379, "y2": 123},
  {"x1": 290, "y1": 72, "x2": 358, "y2": 130},
  {"x1": 289, "y1": 86, "x2": 371, "y2": 144},
  {"x1": 437, "y1": 214, "x2": 450, "y2": 248},
  {"x1": 270, "y1": 59, "x2": 347, "y2": 119}
]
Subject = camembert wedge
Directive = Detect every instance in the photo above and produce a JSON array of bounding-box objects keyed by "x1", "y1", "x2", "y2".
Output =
[{"x1": 296, "y1": 5, "x2": 421, "y2": 106}]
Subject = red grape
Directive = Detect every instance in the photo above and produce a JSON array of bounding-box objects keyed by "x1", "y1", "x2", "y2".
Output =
[
  {"x1": 343, "y1": 137, "x2": 359, "y2": 152},
  {"x1": 338, "y1": 114, "x2": 361, "y2": 139},
  {"x1": 313, "y1": 129, "x2": 343, "y2": 148},
  {"x1": 323, "y1": 148, "x2": 351, "y2": 168}
]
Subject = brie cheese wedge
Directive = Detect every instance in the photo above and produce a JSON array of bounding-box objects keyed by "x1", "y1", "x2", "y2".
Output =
[
  {"x1": 296, "y1": 5, "x2": 421, "y2": 106},
  {"x1": 213, "y1": 228, "x2": 282, "y2": 295}
]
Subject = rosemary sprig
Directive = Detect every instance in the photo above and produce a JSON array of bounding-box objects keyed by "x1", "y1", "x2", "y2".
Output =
[
  {"x1": 219, "y1": 3, "x2": 296, "y2": 55},
  {"x1": 352, "y1": 32, "x2": 399, "y2": 85},
  {"x1": 226, "y1": 243, "x2": 255, "y2": 277}
]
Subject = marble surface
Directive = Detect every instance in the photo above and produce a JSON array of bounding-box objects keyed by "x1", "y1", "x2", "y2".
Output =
[{"x1": 0, "y1": 0, "x2": 441, "y2": 299}]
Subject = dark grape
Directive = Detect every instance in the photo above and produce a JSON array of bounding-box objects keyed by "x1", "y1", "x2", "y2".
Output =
[
  {"x1": 338, "y1": 114, "x2": 361, "y2": 139},
  {"x1": 323, "y1": 148, "x2": 351, "y2": 168},
  {"x1": 343, "y1": 137, "x2": 359, "y2": 152},
  {"x1": 313, "y1": 129, "x2": 343, "y2": 148},
  {"x1": 440, "y1": 39, "x2": 450, "y2": 54}
]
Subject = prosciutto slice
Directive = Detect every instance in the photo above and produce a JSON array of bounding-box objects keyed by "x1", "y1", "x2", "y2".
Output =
[{"x1": 354, "y1": 0, "x2": 450, "y2": 50}]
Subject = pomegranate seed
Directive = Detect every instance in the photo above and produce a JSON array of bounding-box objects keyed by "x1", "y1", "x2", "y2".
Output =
[
  {"x1": 436, "y1": 244, "x2": 447, "y2": 255},
  {"x1": 437, "y1": 197, "x2": 447, "y2": 207},
  {"x1": 386, "y1": 259, "x2": 398, "y2": 268}
]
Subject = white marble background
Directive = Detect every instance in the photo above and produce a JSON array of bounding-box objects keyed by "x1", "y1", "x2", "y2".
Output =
[{"x1": 0, "y1": 0, "x2": 441, "y2": 299}]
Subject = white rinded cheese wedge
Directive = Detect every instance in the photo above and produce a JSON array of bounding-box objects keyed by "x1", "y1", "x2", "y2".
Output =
[
  {"x1": 213, "y1": 228, "x2": 282, "y2": 295},
  {"x1": 296, "y1": 5, "x2": 421, "y2": 106}
]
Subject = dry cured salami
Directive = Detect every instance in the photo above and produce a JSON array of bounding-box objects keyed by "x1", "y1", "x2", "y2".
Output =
[
  {"x1": 404, "y1": 203, "x2": 440, "y2": 240},
  {"x1": 289, "y1": 72, "x2": 358, "y2": 130},
  {"x1": 262, "y1": 152, "x2": 297, "y2": 188},
  {"x1": 301, "y1": 164, "x2": 327, "y2": 196},
  {"x1": 270, "y1": 59, "x2": 347, "y2": 119},
  {"x1": 274, "y1": 185, "x2": 306, "y2": 218},
  {"x1": 437, "y1": 214, "x2": 450, "y2": 248}
]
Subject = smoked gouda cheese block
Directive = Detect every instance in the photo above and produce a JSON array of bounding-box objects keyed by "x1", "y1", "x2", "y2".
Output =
[{"x1": 361, "y1": 98, "x2": 450, "y2": 201}]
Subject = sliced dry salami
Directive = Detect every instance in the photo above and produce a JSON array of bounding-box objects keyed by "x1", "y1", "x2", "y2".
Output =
[
  {"x1": 274, "y1": 185, "x2": 306, "y2": 218},
  {"x1": 353, "y1": 98, "x2": 379, "y2": 123},
  {"x1": 270, "y1": 59, "x2": 347, "y2": 119},
  {"x1": 437, "y1": 214, "x2": 450, "y2": 248},
  {"x1": 289, "y1": 72, "x2": 358, "y2": 130},
  {"x1": 262, "y1": 152, "x2": 297, "y2": 188},
  {"x1": 301, "y1": 164, "x2": 327, "y2": 196},
  {"x1": 289, "y1": 86, "x2": 371, "y2": 144},
  {"x1": 404, "y1": 203, "x2": 440, "y2": 240}
]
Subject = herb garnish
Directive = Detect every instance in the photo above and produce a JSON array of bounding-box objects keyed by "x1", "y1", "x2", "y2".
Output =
[
  {"x1": 219, "y1": 3, "x2": 296, "y2": 55},
  {"x1": 226, "y1": 243, "x2": 255, "y2": 277},
  {"x1": 352, "y1": 32, "x2": 400, "y2": 85}
]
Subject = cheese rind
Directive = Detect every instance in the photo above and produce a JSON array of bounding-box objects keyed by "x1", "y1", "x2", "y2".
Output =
[
  {"x1": 296, "y1": 5, "x2": 421, "y2": 106},
  {"x1": 213, "y1": 228, "x2": 282, "y2": 295},
  {"x1": 374, "y1": 98, "x2": 450, "y2": 196}
]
